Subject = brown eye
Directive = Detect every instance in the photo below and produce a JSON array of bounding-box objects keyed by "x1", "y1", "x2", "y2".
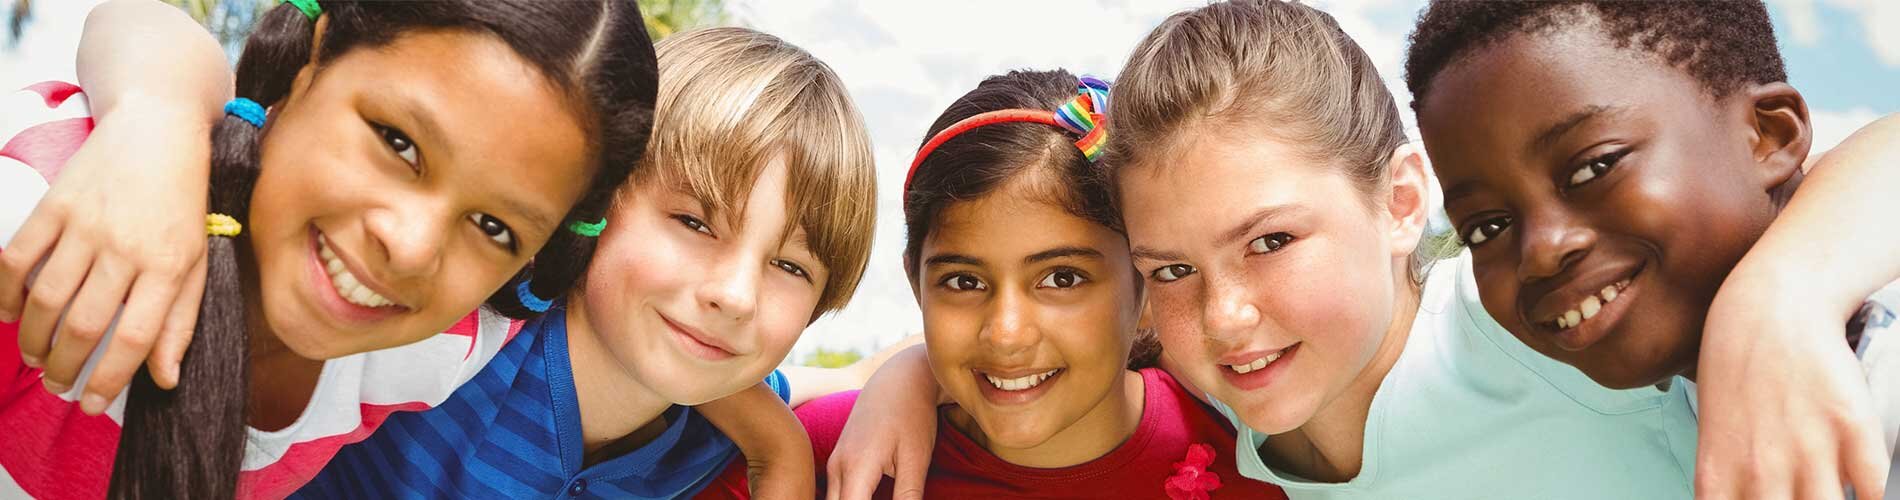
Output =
[
  {"x1": 374, "y1": 124, "x2": 419, "y2": 167},
  {"x1": 1151, "y1": 264, "x2": 1195, "y2": 283},
  {"x1": 1037, "y1": 270, "x2": 1088, "y2": 289},
  {"x1": 940, "y1": 274, "x2": 986, "y2": 291},
  {"x1": 469, "y1": 213, "x2": 516, "y2": 251},
  {"x1": 1462, "y1": 216, "x2": 1511, "y2": 246},
  {"x1": 1249, "y1": 232, "x2": 1294, "y2": 254},
  {"x1": 1567, "y1": 150, "x2": 1627, "y2": 186}
]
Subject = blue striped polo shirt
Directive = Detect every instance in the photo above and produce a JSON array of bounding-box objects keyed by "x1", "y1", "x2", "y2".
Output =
[{"x1": 292, "y1": 304, "x2": 791, "y2": 499}]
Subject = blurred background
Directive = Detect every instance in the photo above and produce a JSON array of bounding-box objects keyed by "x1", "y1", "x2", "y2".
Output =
[{"x1": 4, "y1": 0, "x2": 1895, "y2": 368}]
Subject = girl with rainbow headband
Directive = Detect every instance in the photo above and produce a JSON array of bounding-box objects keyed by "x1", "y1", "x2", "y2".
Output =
[
  {"x1": 704, "y1": 69, "x2": 1287, "y2": 499},
  {"x1": 832, "y1": 1, "x2": 1900, "y2": 498},
  {"x1": 0, "y1": 1, "x2": 827, "y2": 498}
]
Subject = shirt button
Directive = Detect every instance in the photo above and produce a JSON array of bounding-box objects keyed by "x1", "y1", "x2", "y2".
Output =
[{"x1": 568, "y1": 479, "x2": 587, "y2": 496}]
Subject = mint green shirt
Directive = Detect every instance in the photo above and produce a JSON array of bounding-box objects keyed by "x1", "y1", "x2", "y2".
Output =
[{"x1": 1211, "y1": 252, "x2": 1699, "y2": 499}]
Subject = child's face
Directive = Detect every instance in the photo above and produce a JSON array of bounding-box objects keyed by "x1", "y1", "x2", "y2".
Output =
[
  {"x1": 249, "y1": 31, "x2": 594, "y2": 360},
  {"x1": 578, "y1": 158, "x2": 825, "y2": 405},
  {"x1": 913, "y1": 181, "x2": 1140, "y2": 451},
  {"x1": 1120, "y1": 132, "x2": 1408, "y2": 435},
  {"x1": 1418, "y1": 26, "x2": 1788, "y2": 389}
]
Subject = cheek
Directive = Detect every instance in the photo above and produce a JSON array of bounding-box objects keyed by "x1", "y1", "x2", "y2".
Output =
[
  {"x1": 1147, "y1": 285, "x2": 1204, "y2": 353},
  {"x1": 1262, "y1": 236, "x2": 1392, "y2": 360}
]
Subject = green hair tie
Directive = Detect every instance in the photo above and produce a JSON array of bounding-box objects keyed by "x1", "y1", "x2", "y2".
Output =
[
  {"x1": 566, "y1": 218, "x2": 606, "y2": 237},
  {"x1": 283, "y1": 0, "x2": 321, "y2": 20}
]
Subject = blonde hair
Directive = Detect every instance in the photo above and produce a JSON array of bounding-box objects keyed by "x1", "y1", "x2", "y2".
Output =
[
  {"x1": 638, "y1": 27, "x2": 876, "y2": 317},
  {"x1": 1108, "y1": 0, "x2": 1449, "y2": 283}
]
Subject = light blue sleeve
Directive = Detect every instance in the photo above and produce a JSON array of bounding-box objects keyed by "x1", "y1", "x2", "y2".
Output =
[{"x1": 765, "y1": 369, "x2": 791, "y2": 404}]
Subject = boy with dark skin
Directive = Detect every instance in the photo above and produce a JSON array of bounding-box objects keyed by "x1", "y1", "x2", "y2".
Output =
[{"x1": 1408, "y1": 2, "x2": 1896, "y2": 498}]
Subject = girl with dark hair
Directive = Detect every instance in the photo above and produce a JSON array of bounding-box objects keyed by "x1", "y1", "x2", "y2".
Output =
[
  {"x1": 0, "y1": 0, "x2": 666, "y2": 497},
  {"x1": 705, "y1": 69, "x2": 1284, "y2": 500}
]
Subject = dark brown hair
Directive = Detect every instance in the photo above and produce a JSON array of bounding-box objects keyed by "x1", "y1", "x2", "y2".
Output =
[
  {"x1": 901, "y1": 69, "x2": 1156, "y2": 369},
  {"x1": 109, "y1": 2, "x2": 656, "y2": 497}
]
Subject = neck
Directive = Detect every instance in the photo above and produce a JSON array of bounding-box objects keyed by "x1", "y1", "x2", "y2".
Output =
[
  {"x1": 563, "y1": 296, "x2": 674, "y2": 466},
  {"x1": 242, "y1": 256, "x2": 325, "y2": 432},
  {"x1": 1262, "y1": 277, "x2": 1422, "y2": 483},
  {"x1": 947, "y1": 369, "x2": 1146, "y2": 469},
  {"x1": 1673, "y1": 168, "x2": 1808, "y2": 386}
]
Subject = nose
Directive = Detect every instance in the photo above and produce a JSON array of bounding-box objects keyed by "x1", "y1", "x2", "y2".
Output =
[
  {"x1": 1515, "y1": 208, "x2": 1595, "y2": 284},
  {"x1": 361, "y1": 202, "x2": 447, "y2": 280},
  {"x1": 1201, "y1": 272, "x2": 1261, "y2": 344},
  {"x1": 696, "y1": 255, "x2": 761, "y2": 323},
  {"x1": 979, "y1": 287, "x2": 1041, "y2": 357}
]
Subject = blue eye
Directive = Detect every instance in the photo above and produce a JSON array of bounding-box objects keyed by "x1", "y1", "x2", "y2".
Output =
[
  {"x1": 774, "y1": 259, "x2": 810, "y2": 280},
  {"x1": 674, "y1": 214, "x2": 713, "y2": 235}
]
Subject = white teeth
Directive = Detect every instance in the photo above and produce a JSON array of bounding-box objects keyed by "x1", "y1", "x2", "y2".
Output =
[
  {"x1": 319, "y1": 235, "x2": 396, "y2": 308},
  {"x1": 1579, "y1": 296, "x2": 1601, "y2": 319},
  {"x1": 984, "y1": 369, "x2": 1059, "y2": 391},
  {"x1": 1554, "y1": 280, "x2": 1631, "y2": 329},
  {"x1": 1226, "y1": 350, "x2": 1284, "y2": 374}
]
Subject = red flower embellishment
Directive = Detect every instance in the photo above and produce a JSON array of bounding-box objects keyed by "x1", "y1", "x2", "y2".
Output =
[{"x1": 1165, "y1": 443, "x2": 1223, "y2": 500}]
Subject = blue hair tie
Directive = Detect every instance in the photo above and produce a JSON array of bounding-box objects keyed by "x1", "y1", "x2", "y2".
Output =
[
  {"x1": 224, "y1": 98, "x2": 267, "y2": 128},
  {"x1": 515, "y1": 281, "x2": 552, "y2": 313}
]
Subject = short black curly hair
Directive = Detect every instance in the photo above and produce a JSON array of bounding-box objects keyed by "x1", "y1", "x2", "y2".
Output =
[{"x1": 1404, "y1": 1, "x2": 1787, "y2": 110}]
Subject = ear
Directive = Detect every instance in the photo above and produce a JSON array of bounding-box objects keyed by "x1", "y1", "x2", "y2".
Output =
[
  {"x1": 1740, "y1": 82, "x2": 1810, "y2": 189},
  {"x1": 1383, "y1": 142, "x2": 1433, "y2": 259},
  {"x1": 279, "y1": 14, "x2": 330, "y2": 110}
]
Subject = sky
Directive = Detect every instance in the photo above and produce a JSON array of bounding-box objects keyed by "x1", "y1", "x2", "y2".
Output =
[{"x1": 3, "y1": 0, "x2": 1895, "y2": 362}]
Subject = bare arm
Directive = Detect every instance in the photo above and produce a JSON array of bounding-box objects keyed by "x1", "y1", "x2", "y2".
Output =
[
  {"x1": 1, "y1": 0, "x2": 229, "y2": 415},
  {"x1": 699, "y1": 383, "x2": 816, "y2": 500}
]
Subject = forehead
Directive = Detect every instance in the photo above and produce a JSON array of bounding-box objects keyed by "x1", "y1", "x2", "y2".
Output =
[
  {"x1": 323, "y1": 30, "x2": 595, "y2": 223},
  {"x1": 1417, "y1": 24, "x2": 1721, "y2": 180},
  {"x1": 1118, "y1": 131, "x2": 1351, "y2": 242},
  {"x1": 926, "y1": 185, "x2": 1125, "y2": 262}
]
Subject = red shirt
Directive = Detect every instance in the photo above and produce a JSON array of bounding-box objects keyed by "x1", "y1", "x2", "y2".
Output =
[{"x1": 702, "y1": 368, "x2": 1287, "y2": 500}]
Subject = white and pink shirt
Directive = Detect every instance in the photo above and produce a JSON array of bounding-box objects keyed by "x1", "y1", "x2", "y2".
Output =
[{"x1": 0, "y1": 81, "x2": 522, "y2": 499}]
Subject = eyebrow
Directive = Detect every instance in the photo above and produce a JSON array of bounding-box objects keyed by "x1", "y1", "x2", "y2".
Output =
[
  {"x1": 1025, "y1": 246, "x2": 1103, "y2": 264},
  {"x1": 1129, "y1": 246, "x2": 1186, "y2": 263},
  {"x1": 1528, "y1": 104, "x2": 1625, "y2": 157},
  {"x1": 924, "y1": 253, "x2": 983, "y2": 268},
  {"x1": 1218, "y1": 205, "x2": 1298, "y2": 245}
]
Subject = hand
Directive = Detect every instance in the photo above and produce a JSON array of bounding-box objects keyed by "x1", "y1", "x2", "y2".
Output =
[
  {"x1": 1695, "y1": 278, "x2": 1890, "y2": 500},
  {"x1": 826, "y1": 345, "x2": 937, "y2": 500},
  {"x1": 0, "y1": 100, "x2": 211, "y2": 414}
]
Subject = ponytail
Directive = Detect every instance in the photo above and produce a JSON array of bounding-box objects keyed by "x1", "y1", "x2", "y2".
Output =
[{"x1": 109, "y1": 5, "x2": 320, "y2": 498}]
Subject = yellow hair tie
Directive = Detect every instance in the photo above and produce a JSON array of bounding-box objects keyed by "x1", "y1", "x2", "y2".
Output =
[{"x1": 206, "y1": 213, "x2": 242, "y2": 237}]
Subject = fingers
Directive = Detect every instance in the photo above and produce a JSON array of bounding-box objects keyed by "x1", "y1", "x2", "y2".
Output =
[
  {"x1": 16, "y1": 240, "x2": 96, "y2": 373},
  {"x1": 77, "y1": 271, "x2": 183, "y2": 414},
  {"x1": 39, "y1": 258, "x2": 132, "y2": 404},
  {"x1": 890, "y1": 445, "x2": 927, "y2": 500},
  {"x1": 147, "y1": 256, "x2": 205, "y2": 389},
  {"x1": 1839, "y1": 417, "x2": 1891, "y2": 500},
  {"x1": 0, "y1": 205, "x2": 65, "y2": 324},
  {"x1": 829, "y1": 453, "x2": 886, "y2": 500}
]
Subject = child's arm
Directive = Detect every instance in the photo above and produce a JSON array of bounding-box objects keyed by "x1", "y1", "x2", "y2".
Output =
[
  {"x1": 699, "y1": 382, "x2": 816, "y2": 500},
  {"x1": 826, "y1": 344, "x2": 944, "y2": 500},
  {"x1": 1698, "y1": 113, "x2": 1900, "y2": 499},
  {"x1": 0, "y1": 0, "x2": 228, "y2": 415}
]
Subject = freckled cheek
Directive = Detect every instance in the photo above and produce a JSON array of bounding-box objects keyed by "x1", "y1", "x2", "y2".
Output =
[
  {"x1": 1146, "y1": 286, "x2": 1206, "y2": 356},
  {"x1": 1256, "y1": 249, "x2": 1384, "y2": 363}
]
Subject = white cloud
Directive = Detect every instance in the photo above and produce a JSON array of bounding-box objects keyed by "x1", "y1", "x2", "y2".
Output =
[
  {"x1": 1809, "y1": 106, "x2": 1883, "y2": 152},
  {"x1": 1772, "y1": 0, "x2": 1900, "y2": 67}
]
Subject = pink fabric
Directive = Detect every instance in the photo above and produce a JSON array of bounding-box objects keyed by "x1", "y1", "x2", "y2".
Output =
[{"x1": 703, "y1": 368, "x2": 1288, "y2": 499}]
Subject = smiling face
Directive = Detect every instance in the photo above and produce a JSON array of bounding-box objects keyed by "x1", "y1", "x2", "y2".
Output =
[
  {"x1": 1417, "y1": 25, "x2": 1801, "y2": 388},
  {"x1": 1118, "y1": 128, "x2": 1422, "y2": 436},
  {"x1": 577, "y1": 157, "x2": 826, "y2": 405},
  {"x1": 247, "y1": 30, "x2": 593, "y2": 360},
  {"x1": 913, "y1": 175, "x2": 1141, "y2": 452}
]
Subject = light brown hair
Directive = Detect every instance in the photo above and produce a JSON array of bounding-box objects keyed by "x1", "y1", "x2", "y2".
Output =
[{"x1": 637, "y1": 27, "x2": 877, "y2": 317}]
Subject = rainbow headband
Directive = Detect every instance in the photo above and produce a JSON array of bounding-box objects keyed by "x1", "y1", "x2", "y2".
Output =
[{"x1": 904, "y1": 76, "x2": 1111, "y2": 197}]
